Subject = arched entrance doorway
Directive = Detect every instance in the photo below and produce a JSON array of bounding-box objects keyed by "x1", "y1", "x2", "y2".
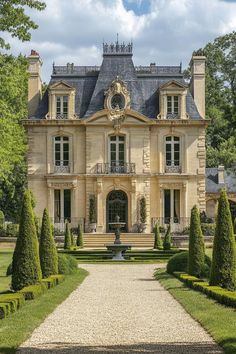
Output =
[{"x1": 106, "y1": 190, "x2": 128, "y2": 232}]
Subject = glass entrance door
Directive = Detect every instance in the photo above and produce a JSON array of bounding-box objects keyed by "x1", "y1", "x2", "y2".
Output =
[{"x1": 106, "y1": 190, "x2": 128, "y2": 232}]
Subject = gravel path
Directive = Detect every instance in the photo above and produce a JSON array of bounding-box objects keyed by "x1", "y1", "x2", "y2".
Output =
[{"x1": 19, "y1": 264, "x2": 223, "y2": 354}]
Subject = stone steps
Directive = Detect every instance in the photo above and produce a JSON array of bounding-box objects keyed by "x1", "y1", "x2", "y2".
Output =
[{"x1": 82, "y1": 233, "x2": 154, "y2": 248}]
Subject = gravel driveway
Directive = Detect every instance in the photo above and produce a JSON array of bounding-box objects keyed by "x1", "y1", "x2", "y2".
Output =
[{"x1": 18, "y1": 264, "x2": 223, "y2": 354}]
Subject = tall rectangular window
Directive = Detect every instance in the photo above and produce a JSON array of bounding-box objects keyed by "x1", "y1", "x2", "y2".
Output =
[
  {"x1": 54, "y1": 189, "x2": 71, "y2": 223},
  {"x1": 165, "y1": 136, "x2": 180, "y2": 167},
  {"x1": 167, "y1": 96, "x2": 179, "y2": 118},
  {"x1": 56, "y1": 96, "x2": 68, "y2": 118},
  {"x1": 54, "y1": 136, "x2": 69, "y2": 167},
  {"x1": 164, "y1": 189, "x2": 180, "y2": 223}
]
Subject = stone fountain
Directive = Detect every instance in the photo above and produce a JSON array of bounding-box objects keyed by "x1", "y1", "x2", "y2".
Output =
[{"x1": 105, "y1": 215, "x2": 132, "y2": 260}]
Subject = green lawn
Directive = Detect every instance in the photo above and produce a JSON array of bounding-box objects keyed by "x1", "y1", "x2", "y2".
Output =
[
  {"x1": 0, "y1": 248, "x2": 88, "y2": 354},
  {"x1": 155, "y1": 269, "x2": 236, "y2": 354},
  {"x1": 0, "y1": 249, "x2": 13, "y2": 292}
]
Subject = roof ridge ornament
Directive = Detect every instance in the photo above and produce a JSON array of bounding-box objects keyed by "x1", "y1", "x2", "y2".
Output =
[{"x1": 103, "y1": 40, "x2": 133, "y2": 55}]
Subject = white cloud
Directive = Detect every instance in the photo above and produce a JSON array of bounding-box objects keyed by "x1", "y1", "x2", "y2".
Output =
[{"x1": 5, "y1": 0, "x2": 236, "y2": 81}]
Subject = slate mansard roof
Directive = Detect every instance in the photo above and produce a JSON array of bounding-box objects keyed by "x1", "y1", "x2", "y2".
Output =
[
  {"x1": 35, "y1": 43, "x2": 202, "y2": 120},
  {"x1": 206, "y1": 168, "x2": 236, "y2": 194}
]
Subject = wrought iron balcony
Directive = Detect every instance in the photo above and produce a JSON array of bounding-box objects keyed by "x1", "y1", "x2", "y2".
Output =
[
  {"x1": 165, "y1": 161, "x2": 181, "y2": 173},
  {"x1": 96, "y1": 162, "x2": 136, "y2": 174},
  {"x1": 54, "y1": 161, "x2": 71, "y2": 173}
]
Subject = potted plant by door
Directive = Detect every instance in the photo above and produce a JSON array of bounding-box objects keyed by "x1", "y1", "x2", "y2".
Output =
[
  {"x1": 89, "y1": 196, "x2": 97, "y2": 232},
  {"x1": 139, "y1": 196, "x2": 147, "y2": 233}
]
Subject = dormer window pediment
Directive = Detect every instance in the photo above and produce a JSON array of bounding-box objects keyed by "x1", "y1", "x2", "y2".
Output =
[
  {"x1": 47, "y1": 80, "x2": 76, "y2": 120},
  {"x1": 158, "y1": 80, "x2": 188, "y2": 120}
]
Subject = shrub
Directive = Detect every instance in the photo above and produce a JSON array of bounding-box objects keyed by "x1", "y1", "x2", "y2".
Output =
[
  {"x1": 64, "y1": 221, "x2": 71, "y2": 249},
  {"x1": 234, "y1": 217, "x2": 236, "y2": 234},
  {"x1": 188, "y1": 205, "x2": 205, "y2": 277},
  {"x1": 210, "y1": 190, "x2": 236, "y2": 290},
  {"x1": 201, "y1": 223, "x2": 216, "y2": 236},
  {"x1": 76, "y1": 224, "x2": 83, "y2": 247},
  {"x1": 140, "y1": 196, "x2": 147, "y2": 223},
  {"x1": 11, "y1": 190, "x2": 42, "y2": 291},
  {"x1": 0, "y1": 303, "x2": 11, "y2": 319},
  {"x1": 39, "y1": 208, "x2": 58, "y2": 278},
  {"x1": 167, "y1": 251, "x2": 211, "y2": 276},
  {"x1": 58, "y1": 254, "x2": 78, "y2": 274},
  {"x1": 153, "y1": 224, "x2": 162, "y2": 249},
  {"x1": 163, "y1": 224, "x2": 171, "y2": 250},
  {"x1": 6, "y1": 223, "x2": 19, "y2": 237}
]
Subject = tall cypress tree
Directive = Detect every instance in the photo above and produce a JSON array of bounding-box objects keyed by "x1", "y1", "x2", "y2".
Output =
[
  {"x1": 76, "y1": 224, "x2": 84, "y2": 248},
  {"x1": 188, "y1": 205, "x2": 205, "y2": 277},
  {"x1": 39, "y1": 208, "x2": 58, "y2": 278},
  {"x1": 64, "y1": 221, "x2": 71, "y2": 250},
  {"x1": 153, "y1": 224, "x2": 162, "y2": 249},
  {"x1": 210, "y1": 190, "x2": 236, "y2": 290},
  {"x1": 12, "y1": 190, "x2": 42, "y2": 291},
  {"x1": 163, "y1": 224, "x2": 171, "y2": 250}
]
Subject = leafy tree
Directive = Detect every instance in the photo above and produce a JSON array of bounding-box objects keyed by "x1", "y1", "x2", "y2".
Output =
[
  {"x1": 0, "y1": 210, "x2": 4, "y2": 228},
  {"x1": 188, "y1": 205, "x2": 205, "y2": 277},
  {"x1": 76, "y1": 224, "x2": 84, "y2": 248},
  {"x1": 163, "y1": 225, "x2": 171, "y2": 251},
  {"x1": 0, "y1": 0, "x2": 46, "y2": 49},
  {"x1": 153, "y1": 224, "x2": 162, "y2": 249},
  {"x1": 39, "y1": 208, "x2": 58, "y2": 278},
  {"x1": 210, "y1": 190, "x2": 236, "y2": 290},
  {"x1": 64, "y1": 221, "x2": 71, "y2": 250},
  {"x1": 185, "y1": 31, "x2": 236, "y2": 168},
  {"x1": 11, "y1": 190, "x2": 42, "y2": 291}
]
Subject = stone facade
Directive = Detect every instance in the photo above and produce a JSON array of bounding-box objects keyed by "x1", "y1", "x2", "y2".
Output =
[{"x1": 24, "y1": 43, "x2": 208, "y2": 233}]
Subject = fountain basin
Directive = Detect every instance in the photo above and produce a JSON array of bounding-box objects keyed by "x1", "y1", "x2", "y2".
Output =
[{"x1": 105, "y1": 243, "x2": 132, "y2": 260}]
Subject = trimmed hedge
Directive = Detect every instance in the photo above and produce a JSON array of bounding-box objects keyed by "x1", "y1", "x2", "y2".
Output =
[
  {"x1": 174, "y1": 272, "x2": 236, "y2": 308},
  {"x1": 19, "y1": 283, "x2": 48, "y2": 300},
  {"x1": 41, "y1": 274, "x2": 65, "y2": 289},
  {"x1": 0, "y1": 303, "x2": 11, "y2": 319}
]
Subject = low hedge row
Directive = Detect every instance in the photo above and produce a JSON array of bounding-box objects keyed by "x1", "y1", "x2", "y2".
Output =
[
  {"x1": 0, "y1": 274, "x2": 65, "y2": 318},
  {"x1": 174, "y1": 272, "x2": 236, "y2": 308}
]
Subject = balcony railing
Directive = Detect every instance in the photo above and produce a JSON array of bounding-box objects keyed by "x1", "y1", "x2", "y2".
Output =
[
  {"x1": 165, "y1": 161, "x2": 181, "y2": 173},
  {"x1": 54, "y1": 161, "x2": 71, "y2": 173},
  {"x1": 96, "y1": 162, "x2": 136, "y2": 174}
]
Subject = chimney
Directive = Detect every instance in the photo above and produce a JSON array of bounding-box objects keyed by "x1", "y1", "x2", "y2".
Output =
[
  {"x1": 28, "y1": 50, "x2": 43, "y2": 118},
  {"x1": 218, "y1": 165, "x2": 225, "y2": 184},
  {"x1": 190, "y1": 56, "x2": 206, "y2": 119}
]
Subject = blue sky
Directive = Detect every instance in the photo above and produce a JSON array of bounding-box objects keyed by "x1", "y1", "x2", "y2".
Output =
[{"x1": 4, "y1": 0, "x2": 236, "y2": 82}]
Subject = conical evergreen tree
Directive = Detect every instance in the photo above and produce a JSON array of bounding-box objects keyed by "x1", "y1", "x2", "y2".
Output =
[
  {"x1": 64, "y1": 221, "x2": 71, "y2": 249},
  {"x1": 76, "y1": 224, "x2": 84, "y2": 247},
  {"x1": 210, "y1": 190, "x2": 236, "y2": 290},
  {"x1": 153, "y1": 224, "x2": 162, "y2": 249},
  {"x1": 163, "y1": 224, "x2": 171, "y2": 250},
  {"x1": 12, "y1": 190, "x2": 42, "y2": 291},
  {"x1": 70, "y1": 230, "x2": 74, "y2": 247},
  {"x1": 39, "y1": 208, "x2": 58, "y2": 278},
  {"x1": 188, "y1": 205, "x2": 205, "y2": 277}
]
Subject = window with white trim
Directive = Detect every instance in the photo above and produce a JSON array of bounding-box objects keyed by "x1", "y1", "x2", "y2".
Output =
[
  {"x1": 56, "y1": 96, "x2": 68, "y2": 119},
  {"x1": 165, "y1": 136, "x2": 180, "y2": 167},
  {"x1": 167, "y1": 95, "x2": 179, "y2": 118},
  {"x1": 54, "y1": 136, "x2": 70, "y2": 172}
]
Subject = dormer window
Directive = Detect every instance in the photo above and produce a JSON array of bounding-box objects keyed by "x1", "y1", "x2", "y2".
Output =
[
  {"x1": 56, "y1": 96, "x2": 68, "y2": 119},
  {"x1": 159, "y1": 80, "x2": 187, "y2": 120},
  {"x1": 47, "y1": 81, "x2": 76, "y2": 120},
  {"x1": 167, "y1": 96, "x2": 179, "y2": 119}
]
